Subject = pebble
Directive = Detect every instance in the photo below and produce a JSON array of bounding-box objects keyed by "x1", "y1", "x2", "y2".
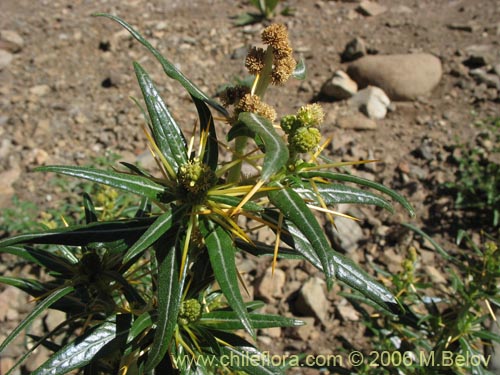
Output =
[
  {"x1": 321, "y1": 70, "x2": 358, "y2": 100},
  {"x1": 0, "y1": 166, "x2": 22, "y2": 208},
  {"x1": 0, "y1": 30, "x2": 24, "y2": 53},
  {"x1": 0, "y1": 49, "x2": 13, "y2": 70},
  {"x1": 341, "y1": 37, "x2": 367, "y2": 62},
  {"x1": 347, "y1": 54, "x2": 442, "y2": 101},
  {"x1": 295, "y1": 277, "x2": 329, "y2": 324},
  {"x1": 463, "y1": 44, "x2": 499, "y2": 68},
  {"x1": 255, "y1": 267, "x2": 286, "y2": 302},
  {"x1": 349, "y1": 86, "x2": 390, "y2": 119},
  {"x1": 357, "y1": 1, "x2": 387, "y2": 16},
  {"x1": 294, "y1": 317, "x2": 316, "y2": 341},
  {"x1": 469, "y1": 68, "x2": 500, "y2": 89},
  {"x1": 29, "y1": 85, "x2": 51, "y2": 97},
  {"x1": 329, "y1": 215, "x2": 365, "y2": 253},
  {"x1": 336, "y1": 111, "x2": 377, "y2": 130}
]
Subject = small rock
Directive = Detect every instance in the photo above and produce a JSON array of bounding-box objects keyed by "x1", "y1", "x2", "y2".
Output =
[
  {"x1": 347, "y1": 54, "x2": 442, "y2": 100},
  {"x1": 493, "y1": 63, "x2": 500, "y2": 77},
  {"x1": 469, "y1": 68, "x2": 500, "y2": 89},
  {"x1": 336, "y1": 111, "x2": 377, "y2": 130},
  {"x1": 424, "y1": 265, "x2": 447, "y2": 284},
  {"x1": 0, "y1": 166, "x2": 22, "y2": 207},
  {"x1": 321, "y1": 70, "x2": 358, "y2": 100},
  {"x1": 341, "y1": 37, "x2": 367, "y2": 62},
  {"x1": 294, "y1": 317, "x2": 316, "y2": 341},
  {"x1": 463, "y1": 44, "x2": 499, "y2": 68},
  {"x1": 336, "y1": 301, "x2": 360, "y2": 321},
  {"x1": 349, "y1": 86, "x2": 390, "y2": 119},
  {"x1": 29, "y1": 84, "x2": 51, "y2": 96},
  {"x1": 44, "y1": 310, "x2": 67, "y2": 332},
  {"x1": 0, "y1": 30, "x2": 24, "y2": 53},
  {"x1": 447, "y1": 22, "x2": 480, "y2": 33},
  {"x1": 329, "y1": 215, "x2": 365, "y2": 253},
  {"x1": 0, "y1": 49, "x2": 13, "y2": 70},
  {"x1": 357, "y1": 1, "x2": 387, "y2": 16},
  {"x1": 261, "y1": 327, "x2": 281, "y2": 338},
  {"x1": 295, "y1": 277, "x2": 329, "y2": 324},
  {"x1": 255, "y1": 267, "x2": 286, "y2": 302}
]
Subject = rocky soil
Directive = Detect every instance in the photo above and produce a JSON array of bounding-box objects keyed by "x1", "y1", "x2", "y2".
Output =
[{"x1": 0, "y1": 0, "x2": 499, "y2": 373}]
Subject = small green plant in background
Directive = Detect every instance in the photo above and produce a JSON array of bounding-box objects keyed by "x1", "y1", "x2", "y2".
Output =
[
  {"x1": 444, "y1": 120, "x2": 500, "y2": 229},
  {"x1": 345, "y1": 225, "x2": 500, "y2": 374},
  {"x1": 234, "y1": 0, "x2": 294, "y2": 26},
  {"x1": 0, "y1": 15, "x2": 415, "y2": 374}
]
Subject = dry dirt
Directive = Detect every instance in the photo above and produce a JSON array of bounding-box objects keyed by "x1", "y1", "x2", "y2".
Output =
[{"x1": 0, "y1": 0, "x2": 499, "y2": 373}]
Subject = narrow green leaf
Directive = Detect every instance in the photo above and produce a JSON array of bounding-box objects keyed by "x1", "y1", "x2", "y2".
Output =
[
  {"x1": 0, "y1": 286, "x2": 74, "y2": 354},
  {"x1": 123, "y1": 208, "x2": 181, "y2": 264},
  {"x1": 0, "y1": 217, "x2": 154, "y2": 248},
  {"x1": 32, "y1": 319, "x2": 123, "y2": 375},
  {"x1": 269, "y1": 187, "x2": 335, "y2": 289},
  {"x1": 94, "y1": 13, "x2": 228, "y2": 117},
  {"x1": 208, "y1": 195, "x2": 262, "y2": 211},
  {"x1": 83, "y1": 193, "x2": 98, "y2": 224},
  {"x1": 199, "y1": 311, "x2": 303, "y2": 330},
  {"x1": 200, "y1": 220, "x2": 254, "y2": 338},
  {"x1": 0, "y1": 276, "x2": 47, "y2": 298},
  {"x1": 238, "y1": 112, "x2": 288, "y2": 182},
  {"x1": 36, "y1": 165, "x2": 173, "y2": 203},
  {"x1": 0, "y1": 245, "x2": 74, "y2": 275},
  {"x1": 292, "y1": 57, "x2": 306, "y2": 80},
  {"x1": 144, "y1": 240, "x2": 182, "y2": 371},
  {"x1": 279, "y1": 217, "x2": 399, "y2": 313},
  {"x1": 299, "y1": 170, "x2": 415, "y2": 217},
  {"x1": 134, "y1": 62, "x2": 188, "y2": 172},
  {"x1": 192, "y1": 96, "x2": 219, "y2": 171},
  {"x1": 127, "y1": 312, "x2": 155, "y2": 344},
  {"x1": 295, "y1": 182, "x2": 394, "y2": 213}
]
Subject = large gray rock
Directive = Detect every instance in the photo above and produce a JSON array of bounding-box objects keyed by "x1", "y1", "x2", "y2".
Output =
[{"x1": 347, "y1": 53, "x2": 442, "y2": 100}]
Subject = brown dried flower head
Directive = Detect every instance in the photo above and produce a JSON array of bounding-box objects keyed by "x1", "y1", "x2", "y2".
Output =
[
  {"x1": 261, "y1": 24, "x2": 290, "y2": 52},
  {"x1": 271, "y1": 54, "x2": 297, "y2": 85},
  {"x1": 245, "y1": 47, "x2": 266, "y2": 75},
  {"x1": 220, "y1": 85, "x2": 251, "y2": 106},
  {"x1": 235, "y1": 93, "x2": 277, "y2": 123}
]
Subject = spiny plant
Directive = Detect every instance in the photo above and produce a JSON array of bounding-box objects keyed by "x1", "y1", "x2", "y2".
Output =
[{"x1": 0, "y1": 14, "x2": 415, "y2": 374}]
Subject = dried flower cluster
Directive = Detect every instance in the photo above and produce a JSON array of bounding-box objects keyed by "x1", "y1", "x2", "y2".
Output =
[{"x1": 245, "y1": 23, "x2": 296, "y2": 85}]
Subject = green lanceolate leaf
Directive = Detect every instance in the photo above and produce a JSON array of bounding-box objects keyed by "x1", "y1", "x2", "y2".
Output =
[
  {"x1": 94, "y1": 13, "x2": 228, "y2": 117},
  {"x1": 238, "y1": 112, "x2": 288, "y2": 182},
  {"x1": 299, "y1": 170, "x2": 415, "y2": 217},
  {"x1": 192, "y1": 96, "x2": 219, "y2": 171},
  {"x1": 268, "y1": 187, "x2": 335, "y2": 289},
  {"x1": 144, "y1": 239, "x2": 182, "y2": 371},
  {"x1": 32, "y1": 318, "x2": 122, "y2": 375},
  {"x1": 134, "y1": 62, "x2": 188, "y2": 172},
  {"x1": 123, "y1": 207, "x2": 183, "y2": 264},
  {"x1": 199, "y1": 311, "x2": 303, "y2": 330},
  {"x1": 208, "y1": 195, "x2": 262, "y2": 212},
  {"x1": 0, "y1": 217, "x2": 154, "y2": 248},
  {"x1": 83, "y1": 193, "x2": 98, "y2": 224},
  {"x1": 292, "y1": 57, "x2": 306, "y2": 80},
  {"x1": 200, "y1": 220, "x2": 254, "y2": 338},
  {"x1": 277, "y1": 217, "x2": 399, "y2": 313},
  {"x1": 0, "y1": 245, "x2": 74, "y2": 275},
  {"x1": 37, "y1": 165, "x2": 173, "y2": 203},
  {"x1": 295, "y1": 182, "x2": 394, "y2": 213},
  {"x1": 0, "y1": 286, "x2": 74, "y2": 355}
]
